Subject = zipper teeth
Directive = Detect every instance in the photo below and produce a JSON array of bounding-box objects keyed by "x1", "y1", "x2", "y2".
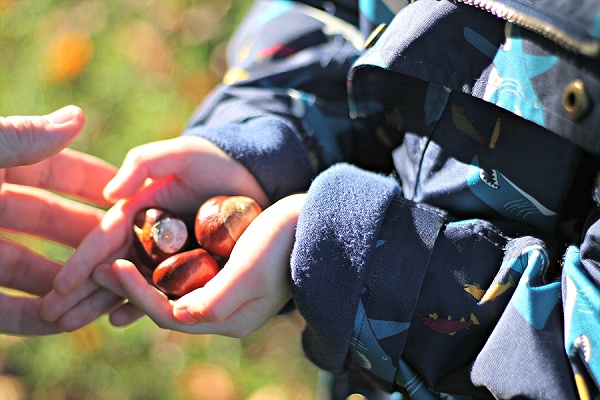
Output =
[{"x1": 455, "y1": 0, "x2": 600, "y2": 56}]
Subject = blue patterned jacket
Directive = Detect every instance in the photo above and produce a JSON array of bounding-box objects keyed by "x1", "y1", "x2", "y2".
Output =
[{"x1": 185, "y1": 0, "x2": 600, "y2": 398}]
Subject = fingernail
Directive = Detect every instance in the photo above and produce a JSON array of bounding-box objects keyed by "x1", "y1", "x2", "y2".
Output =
[
  {"x1": 173, "y1": 306, "x2": 197, "y2": 325},
  {"x1": 38, "y1": 294, "x2": 59, "y2": 322},
  {"x1": 46, "y1": 106, "x2": 78, "y2": 126}
]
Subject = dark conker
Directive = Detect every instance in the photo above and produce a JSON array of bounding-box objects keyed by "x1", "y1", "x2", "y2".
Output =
[
  {"x1": 194, "y1": 195, "x2": 262, "y2": 258},
  {"x1": 133, "y1": 207, "x2": 190, "y2": 269},
  {"x1": 152, "y1": 248, "x2": 220, "y2": 298}
]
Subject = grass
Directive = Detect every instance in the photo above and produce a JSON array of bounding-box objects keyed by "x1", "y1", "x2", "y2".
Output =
[
  {"x1": 0, "y1": 314, "x2": 318, "y2": 400},
  {"x1": 0, "y1": 1, "x2": 320, "y2": 399}
]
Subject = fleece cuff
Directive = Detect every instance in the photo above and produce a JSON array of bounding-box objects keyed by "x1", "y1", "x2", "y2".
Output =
[{"x1": 290, "y1": 163, "x2": 402, "y2": 372}]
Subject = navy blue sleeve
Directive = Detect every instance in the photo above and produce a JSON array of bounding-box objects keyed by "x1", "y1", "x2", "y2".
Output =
[
  {"x1": 290, "y1": 163, "x2": 446, "y2": 374},
  {"x1": 183, "y1": 0, "x2": 362, "y2": 201}
]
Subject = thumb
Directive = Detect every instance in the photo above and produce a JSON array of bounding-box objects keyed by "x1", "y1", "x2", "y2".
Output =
[
  {"x1": 0, "y1": 105, "x2": 85, "y2": 168},
  {"x1": 171, "y1": 264, "x2": 263, "y2": 326}
]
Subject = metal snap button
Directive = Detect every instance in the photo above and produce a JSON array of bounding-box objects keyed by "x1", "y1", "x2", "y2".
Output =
[
  {"x1": 346, "y1": 393, "x2": 367, "y2": 400},
  {"x1": 364, "y1": 23, "x2": 387, "y2": 50},
  {"x1": 562, "y1": 79, "x2": 589, "y2": 120},
  {"x1": 345, "y1": 394, "x2": 367, "y2": 400}
]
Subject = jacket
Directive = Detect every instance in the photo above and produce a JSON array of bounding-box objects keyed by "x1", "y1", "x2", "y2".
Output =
[{"x1": 184, "y1": 0, "x2": 600, "y2": 398}]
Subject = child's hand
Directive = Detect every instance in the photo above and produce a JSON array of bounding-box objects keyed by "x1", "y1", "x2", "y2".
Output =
[
  {"x1": 95, "y1": 194, "x2": 305, "y2": 336},
  {"x1": 40, "y1": 136, "x2": 269, "y2": 327}
]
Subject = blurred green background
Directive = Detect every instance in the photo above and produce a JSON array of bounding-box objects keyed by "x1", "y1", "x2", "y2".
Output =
[{"x1": 0, "y1": 1, "x2": 320, "y2": 399}]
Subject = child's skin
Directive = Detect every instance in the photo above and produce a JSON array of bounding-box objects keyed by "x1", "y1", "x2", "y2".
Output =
[
  {"x1": 98, "y1": 192, "x2": 304, "y2": 336},
  {"x1": 40, "y1": 135, "x2": 305, "y2": 337}
]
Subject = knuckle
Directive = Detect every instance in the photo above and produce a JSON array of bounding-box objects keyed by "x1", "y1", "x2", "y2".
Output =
[
  {"x1": 189, "y1": 297, "x2": 223, "y2": 324},
  {"x1": 57, "y1": 317, "x2": 82, "y2": 333},
  {"x1": 197, "y1": 304, "x2": 222, "y2": 324},
  {"x1": 124, "y1": 147, "x2": 147, "y2": 167}
]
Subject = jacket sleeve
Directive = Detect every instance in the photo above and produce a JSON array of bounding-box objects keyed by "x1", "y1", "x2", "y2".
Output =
[
  {"x1": 290, "y1": 163, "x2": 446, "y2": 376},
  {"x1": 289, "y1": 163, "x2": 560, "y2": 398},
  {"x1": 183, "y1": 0, "x2": 362, "y2": 201}
]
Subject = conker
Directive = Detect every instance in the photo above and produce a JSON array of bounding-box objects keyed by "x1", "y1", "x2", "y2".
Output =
[
  {"x1": 133, "y1": 196, "x2": 262, "y2": 297},
  {"x1": 133, "y1": 207, "x2": 190, "y2": 269},
  {"x1": 194, "y1": 195, "x2": 262, "y2": 258},
  {"x1": 152, "y1": 248, "x2": 220, "y2": 298}
]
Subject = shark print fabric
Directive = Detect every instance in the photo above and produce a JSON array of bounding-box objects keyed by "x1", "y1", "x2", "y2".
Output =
[{"x1": 181, "y1": 0, "x2": 600, "y2": 398}]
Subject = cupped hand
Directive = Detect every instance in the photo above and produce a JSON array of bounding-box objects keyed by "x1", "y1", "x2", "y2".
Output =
[
  {"x1": 0, "y1": 106, "x2": 117, "y2": 335},
  {"x1": 96, "y1": 193, "x2": 305, "y2": 336},
  {"x1": 40, "y1": 135, "x2": 269, "y2": 326}
]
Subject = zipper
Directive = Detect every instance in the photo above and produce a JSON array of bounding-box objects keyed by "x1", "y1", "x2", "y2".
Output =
[{"x1": 454, "y1": 0, "x2": 600, "y2": 57}]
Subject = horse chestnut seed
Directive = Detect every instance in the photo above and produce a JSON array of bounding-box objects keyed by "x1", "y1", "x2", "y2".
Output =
[
  {"x1": 195, "y1": 195, "x2": 262, "y2": 258},
  {"x1": 133, "y1": 207, "x2": 190, "y2": 269},
  {"x1": 152, "y1": 248, "x2": 220, "y2": 298}
]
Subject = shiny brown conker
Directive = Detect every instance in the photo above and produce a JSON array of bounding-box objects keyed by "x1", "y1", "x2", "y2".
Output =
[
  {"x1": 152, "y1": 248, "x2": 220, "y2": 298},
  {"x1": 133, "y1": 207, "x2": 190, "y2": 269},
  {"x1": 194, "y1": 195, "x2": 263, "y2": 258}
]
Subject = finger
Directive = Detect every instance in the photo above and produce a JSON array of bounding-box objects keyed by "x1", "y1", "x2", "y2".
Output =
[
  {"x1": 40, "y1": 247, "x2": 129, "y2": 320},
  {"x1": 0, "y1": 105, "x2": 84, "y2": 168},
  {"x1": 171, "y1": 266, "x2": 291, "y2": 336},
  {"x1": 6, "y1": 148, "x2": 116, "y2": 207},
  {"x1": 172, "y1": 261, "x2": 265, "y2": 326},
  {"x1": 92, "y1": 263, "x2": 127, "y2": 298},
  {"x1": 0, "y1": 183, "x2": 104, "y2": 248},
  {"x1": 103, "y1": 138, "x2": 198, "y2": 201},
  {"x1": 172, "y1": 195, "x2": 304, "y2": 334},
  {"x1": 171, "y1": 197, "x2": 301, "y2": 326},
  {"x1": 0, "y1": 236, "x2": 61, "y2": 296},
  {"x1": 0, "y1": 295, "x2": 61, "y2": 335},
  {"x1": 110, "y1": 259, "x2": 177, "y2": 327},
  {"x1": 56, "y1": 289, "x2": 125, "y2": 332},
  {"x1": 51, "y1": 189, "x2": 161, "y2": 297},
  {"x1": 108, "y1": 302, "x2": 146, "y2": 327},
  {"x1": 110, "y1": 259, "x2": 228, "y2": 334},
  {"x1": 112, "y1": 258, "x2": 272, "y2": 336},
  {"x1": 103, "y1": 136, "x2": 243, "y2": 204},
  {"x1": 39, "y1": 278, "x2": 102, "y2": 321}
]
